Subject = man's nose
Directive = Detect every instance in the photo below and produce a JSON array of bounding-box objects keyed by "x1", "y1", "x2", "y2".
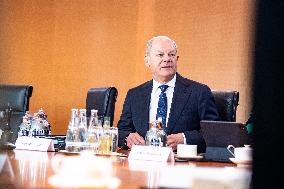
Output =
[{"x1": 162, "y1": 54, "x2": 171, "y2": 62}]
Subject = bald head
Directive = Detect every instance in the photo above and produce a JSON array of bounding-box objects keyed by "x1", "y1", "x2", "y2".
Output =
[{"x1": 145, "y1": 36, "x2": 178, "y2": 56}]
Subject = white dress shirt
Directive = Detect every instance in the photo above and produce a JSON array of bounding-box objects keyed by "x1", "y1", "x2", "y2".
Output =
[
  {"x1": 149, "y1": 74, "x2": 186, "y2": 144},
  {"x1": 149, "y1": 74, "x2": 176, "y2": 127}
]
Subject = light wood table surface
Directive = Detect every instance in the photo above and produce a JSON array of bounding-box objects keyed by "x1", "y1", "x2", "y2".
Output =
[{"x1": 0, "y1": 149, "x2": 251, "y2": 189}]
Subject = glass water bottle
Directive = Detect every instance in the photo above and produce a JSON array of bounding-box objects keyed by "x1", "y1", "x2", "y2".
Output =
[
  {"x1": 145, "y1": 118, "x2": 167, "y2": 147},
  {"x1": 78, "y1": 109, "x2": 87, "y2": 150},
  {"x1": 86, "y1": 109, "x2": 100, "y2": 152},
  {"x1": 65, "y1": 108, "x2": 79, "y2": 152}
]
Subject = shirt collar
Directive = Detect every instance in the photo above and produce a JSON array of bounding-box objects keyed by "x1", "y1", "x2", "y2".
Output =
[{"x1": 152, "y1": 74, "x2": 176, "y2": 92}]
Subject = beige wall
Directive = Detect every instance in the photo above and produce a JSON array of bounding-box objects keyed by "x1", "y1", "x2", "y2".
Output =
[{"x1": 0, "y1": 0, "x2": 255, "y2": 134}]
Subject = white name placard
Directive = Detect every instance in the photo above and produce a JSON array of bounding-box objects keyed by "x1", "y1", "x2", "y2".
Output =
[
  {"x1": 15, "y1": 136, "x2": 55, "y2": 152},
  {"x1": 128, "y1": 145, "x2": 174, "y2": 162}
]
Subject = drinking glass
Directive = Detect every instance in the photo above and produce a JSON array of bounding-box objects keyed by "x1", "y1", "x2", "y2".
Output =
[
  {"x1": 0, "y1": 108, "x2": 13, "y2": 148},
  {"x1": 103, "y1": 116, "x2": 111, "y2": 127},
  {"x1": 110, "y1": 127, "x2": 118, "y2": 152},
  {"x1": 86, "y1": 131, "x2": 99, "y2": 152},
  {"x1": 99, "y1": 127, "x2": 112, "y2": 154}
]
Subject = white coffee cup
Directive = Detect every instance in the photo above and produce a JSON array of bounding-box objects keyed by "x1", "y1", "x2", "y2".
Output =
[
  {"x1": 177, "y1": 144, "x2": 197, "y2": 157},
  {"x1": 227, "y1": 144, "x2": 252, "y2": 160}
]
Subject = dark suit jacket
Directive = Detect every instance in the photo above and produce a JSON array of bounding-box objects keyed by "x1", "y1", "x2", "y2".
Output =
[{"x1": 118, "y1": 73, "x2": 220, "y2": 152}]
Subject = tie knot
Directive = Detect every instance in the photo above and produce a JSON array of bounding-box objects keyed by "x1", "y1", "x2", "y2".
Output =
[{"x1": 159, "y1": 85, "x2": 169, "y2": 93}]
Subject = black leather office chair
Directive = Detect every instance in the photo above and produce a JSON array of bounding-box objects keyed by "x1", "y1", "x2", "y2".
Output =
[
  {"x1": 0, "y1": 84, "x2": 33, "y2": 143},
  {"x1": 211, "y1": 90, "x2": 239, "y2": 122},
  {"x1": 202, "y1": 90, "x2": 242, "y2": 162},
  {"x1": 86, "y1": 87, "x2": 118, "y2": 126}
]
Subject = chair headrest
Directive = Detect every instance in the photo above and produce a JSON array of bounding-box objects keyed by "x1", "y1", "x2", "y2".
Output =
[
  {"x1": 86, "y1": 87, "x2": 117, "y2": 117},
  {"x1": 0, "y1": 85, "x2": 33, "y2": 112},
  {"x1": 211, "y1": 90, "x2": 239, "y2": 122}
]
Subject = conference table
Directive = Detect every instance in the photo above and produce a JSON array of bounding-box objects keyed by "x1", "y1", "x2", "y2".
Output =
[{"x1": 0, "y1": 148, "x2": 252, "y2": 189}]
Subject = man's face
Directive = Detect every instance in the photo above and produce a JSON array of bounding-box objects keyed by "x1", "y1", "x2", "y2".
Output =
[{"x1": 145, "y1": 38, "x2": 179, "y2": 83}]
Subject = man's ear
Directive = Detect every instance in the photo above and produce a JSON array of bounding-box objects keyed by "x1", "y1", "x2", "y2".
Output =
[
  {"x1": 144, "y1": 56, "x2": 150, "y2": 67},
  {"x1": 176, "y1": 55, "x2": 179, "y2": 61}
]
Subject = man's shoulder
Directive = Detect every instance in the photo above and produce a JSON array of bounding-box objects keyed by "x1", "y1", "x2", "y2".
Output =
[
  {"x1": 177, "y1": 73, "x2": 210, "y2": 89},
  {"x1": 128, "y1": 80, "x2": 152, "y2": 94}
]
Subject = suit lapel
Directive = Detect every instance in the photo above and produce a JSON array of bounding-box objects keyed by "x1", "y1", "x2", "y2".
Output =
[
  {"x1": 166, "y1": 74, "x2": 192, "y2": 133},
  {"x1": 137, "y1": 81, "x2": 152, "y2": 135}
]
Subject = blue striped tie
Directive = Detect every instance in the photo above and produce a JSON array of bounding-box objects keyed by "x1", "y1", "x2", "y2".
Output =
[{"x1": 156, "y1": 85, "x2": 169, "y2": 127}]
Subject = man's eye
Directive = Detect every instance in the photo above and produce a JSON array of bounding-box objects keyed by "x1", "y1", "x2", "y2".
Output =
[
  {"x1": 169, "y1": 54, "x2": 176, "y2": 57},
  {"x1": 157, "y1": 54, "x2": 163, "y2": 57}
]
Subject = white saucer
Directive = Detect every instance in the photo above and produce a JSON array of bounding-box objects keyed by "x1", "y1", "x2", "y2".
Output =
[
  {"x1": 175, "y1": 154, "x2": 203, "y2": 161},
  {"x1": 229, "y1": 158, "x2": 253, "y2": 165},
  {"x1": 48, "y1": 175, "x2": 120, "y2": 188}
]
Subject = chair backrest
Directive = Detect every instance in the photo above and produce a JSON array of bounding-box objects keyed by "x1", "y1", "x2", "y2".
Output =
[
  {"x1": 0, "y1": 84, "x2": 33, "y2": 142},
  {"x1": 86, "y1": 87, "x2": 118, "y2": 126},
  {"x1": 211, "y1": 90, "x2": 239, "y2": 122}
]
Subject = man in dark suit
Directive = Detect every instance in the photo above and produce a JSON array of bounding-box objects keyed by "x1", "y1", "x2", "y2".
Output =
[{"x1": 118, "y1": 36, "x2": 220, "y2": 153}]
